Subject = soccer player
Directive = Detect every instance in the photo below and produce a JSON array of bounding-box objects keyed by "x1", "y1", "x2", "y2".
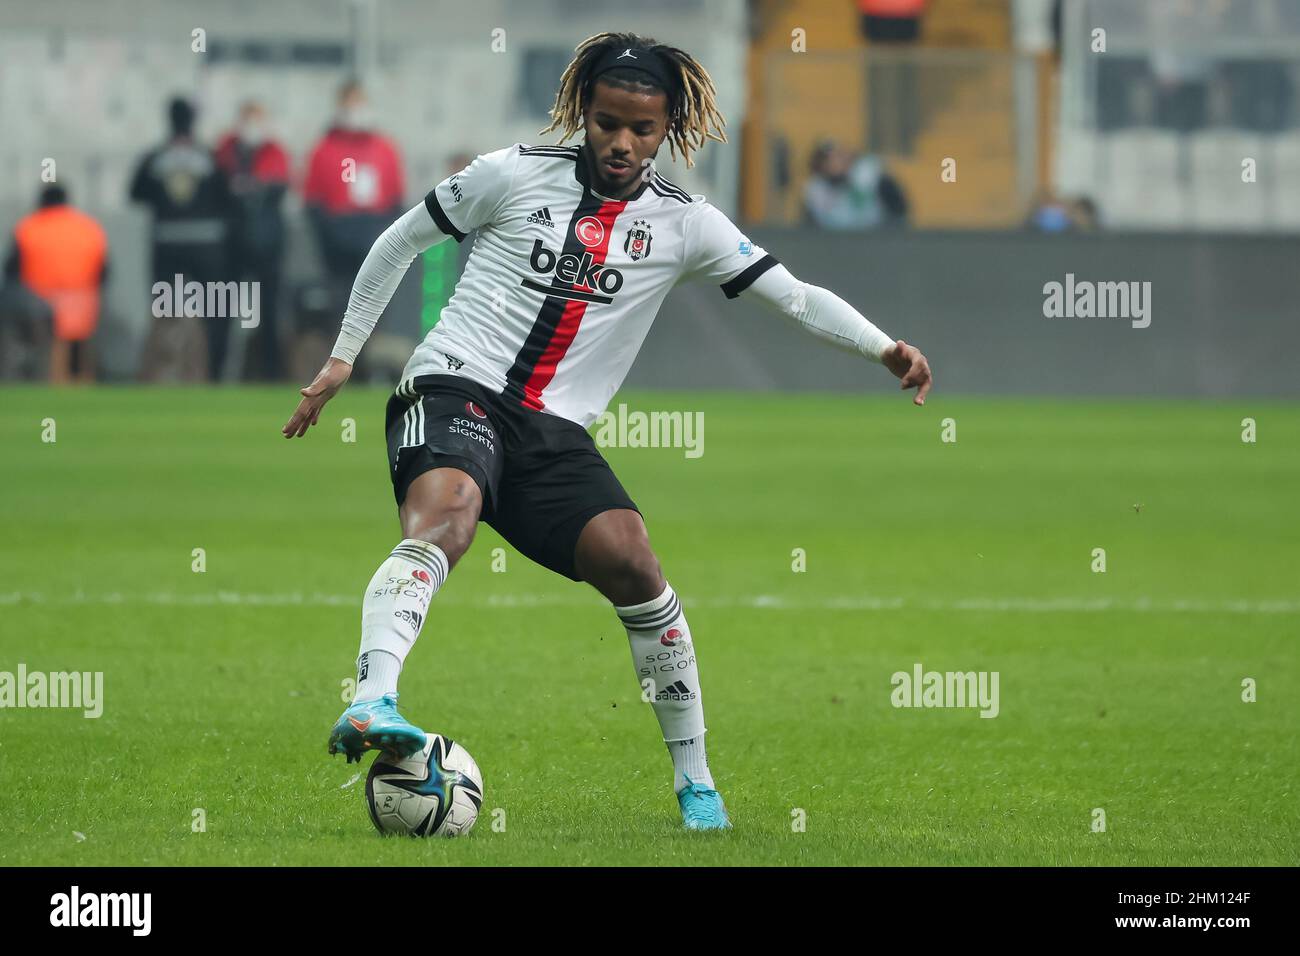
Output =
[{"x1": 283, "y1": 32, "x2": 932, "y2": 831}]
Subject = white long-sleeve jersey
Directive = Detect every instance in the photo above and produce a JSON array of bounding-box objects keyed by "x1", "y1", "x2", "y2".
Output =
[{"x1": 332, "y1": 142, "x2": 894, "y2": 428}]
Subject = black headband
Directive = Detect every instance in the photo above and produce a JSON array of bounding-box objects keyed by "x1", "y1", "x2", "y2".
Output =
[{"x1": 588, "y1": 45, "x2": 679, "y2": 100}]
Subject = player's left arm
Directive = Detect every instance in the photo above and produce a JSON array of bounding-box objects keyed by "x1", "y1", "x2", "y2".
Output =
[
  {"x1": 742, "y1": 263, "x2": 932, "y2": 405},
  {"x1": 686, "y1": 202, "x2": 932, "y2": 405}
]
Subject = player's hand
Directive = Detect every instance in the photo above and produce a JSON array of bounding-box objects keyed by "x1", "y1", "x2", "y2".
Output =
[
  {"x1": 282, "y1": 357, "x2": 352, "y2": 438},
  {"x1": 882, "y1": 339, "x2": 932, "y2": 406}
]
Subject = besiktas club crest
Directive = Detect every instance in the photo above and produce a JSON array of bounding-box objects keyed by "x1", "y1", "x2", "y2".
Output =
[{"x1": 624, "y1": 219, "x2": 653, "y2": 262}]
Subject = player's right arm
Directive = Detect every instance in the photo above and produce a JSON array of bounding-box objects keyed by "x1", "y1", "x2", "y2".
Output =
[
  {"x1": 682, "y1": 201, "x2": 932, "y2": 405},
  {"x1": 281, "y1": 203, "x2": 445, "y2": 438},
  {"x1": 282, "y1": 145, "x2": 519, "y2": 439}
]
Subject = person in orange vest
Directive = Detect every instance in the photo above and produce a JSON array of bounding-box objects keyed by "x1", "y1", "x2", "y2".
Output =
[{"x1": 3, "y1": 184, "x2": 109, "y2": 384}]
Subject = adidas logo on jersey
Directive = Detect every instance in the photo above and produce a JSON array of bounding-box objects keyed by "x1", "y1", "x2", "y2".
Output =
[{"x1": 526, "y1": 206, "x2": 556, "y2": 228}]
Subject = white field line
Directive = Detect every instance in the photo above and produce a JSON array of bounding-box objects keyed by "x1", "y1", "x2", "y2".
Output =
[{"x1": 0, "y1": 591, "x2": 1298, "y2": 614}]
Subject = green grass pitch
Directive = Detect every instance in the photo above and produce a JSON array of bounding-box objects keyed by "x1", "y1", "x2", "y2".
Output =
[{"x1": 1, "y1": 385, "x2": 1296, "y2": 866}]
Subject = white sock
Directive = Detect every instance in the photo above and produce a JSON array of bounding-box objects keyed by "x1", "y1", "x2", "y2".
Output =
[
  {"x1": 615, "y1": 583, "x2": 714, "y2": 792},
  {"x1": 354, "y1": 539, "x2": 449, "y2": 699},
  {"x1": 355, "y1": 649, "x2": 401, "y2": 701},
  {"x1": 668, "y1": 735, "x2": 713, "y2": 793}
]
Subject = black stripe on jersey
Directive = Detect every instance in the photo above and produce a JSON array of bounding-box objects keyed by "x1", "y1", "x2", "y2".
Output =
[
  {"x1": 520, "y1": 278, "x2": 613, "y2": 304},
  {"x1": 519, "y1": 144, "x2": 580, "y2": 158},
  {"x1": 721, "y1": 253, "x2": 781, "y2": 299},
  {"x1": 501, "y1": 185, "x2": 609, "y2": 406},
  {"x1": 649, "y1": 175, "x2": 692, "y2": 204},
  {"x1": 648, "y1": 181, "x2": 692, "y2": 205},
  {"x1": 424, "y1": 189, "x2": 467, "y2": 242}
]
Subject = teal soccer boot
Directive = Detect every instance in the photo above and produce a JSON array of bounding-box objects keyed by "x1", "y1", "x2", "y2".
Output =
[
  {"x1": 677, "y1": 776, "x2": 732, "y2": 831},
  {"x1": 328, "y1": 693, "x2": 427, "y2": 764}
]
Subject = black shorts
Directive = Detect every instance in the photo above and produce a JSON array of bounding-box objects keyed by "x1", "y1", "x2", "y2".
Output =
[{"x1": 384, "y1": 374, "x2": 639, "y2": 582}]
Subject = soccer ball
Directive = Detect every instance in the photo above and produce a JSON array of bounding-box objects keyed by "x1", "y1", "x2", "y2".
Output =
[{"x1": 365, "y1": 734, "x2": 484, "y2": 837}]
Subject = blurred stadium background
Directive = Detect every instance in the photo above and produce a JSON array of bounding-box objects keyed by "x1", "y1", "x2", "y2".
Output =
[{"x1": 2, "y1": 0, "x2": 1296, "y2": 395}]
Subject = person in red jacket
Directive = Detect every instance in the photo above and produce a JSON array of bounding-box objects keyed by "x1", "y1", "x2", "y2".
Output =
[
  {"x1": 4, "y1": 185, "x2": 109, "y2": 384},
  {"x1": 216, "y1": 100, "x2": 291, "y2": 380},
  {"x1": 303, "y1": 80, "x2": 406, "y2": 316}
]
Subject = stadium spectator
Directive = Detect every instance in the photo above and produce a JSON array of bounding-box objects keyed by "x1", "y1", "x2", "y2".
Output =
[
  {"x1": 1024, "y1": 191, "x2": 1101, "y2": 233},
  {"x1": 1024, "y1": 190, "x2": 1074, "y2": 233},
  {"x1": 303, "y1": 80, "x2": 406, "y2": 317},
  {"x1": 804, "y1": 140, "x2": 909, "y2": 230},
  {"x1": 129, "y1": 96, "x2": 232, "y2": 382},
  {"x1": 1070, "y1": 197, "x2": 1100, "y2": 231},
  {"x1": 216, "y1": 100, "x2": 291, "y2": 381},
  {"x1": 3, "y1": 184, "x2": 108, "y2": 384}
]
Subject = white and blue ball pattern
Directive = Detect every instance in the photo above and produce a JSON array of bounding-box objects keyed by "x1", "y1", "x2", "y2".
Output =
[{"x1": 366, "y1": 734, "x2": 484, "y2": 837}]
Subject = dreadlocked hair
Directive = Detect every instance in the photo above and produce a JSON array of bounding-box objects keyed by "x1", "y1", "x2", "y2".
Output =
[{"x1": 538, "y1": 31, "x2": 727, "y2": 169}]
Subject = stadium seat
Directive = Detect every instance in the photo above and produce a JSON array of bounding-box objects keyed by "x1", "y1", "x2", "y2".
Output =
[
  {"x1": 1270, "y1": 131, "x2": 1300, "y2": 230},
  {"x1": 1097, "y1": 128, "x2": 1187, "y2": 229},
  {"x1": 1188, "y1": 130, "x2": 1268, "y2": 231}
]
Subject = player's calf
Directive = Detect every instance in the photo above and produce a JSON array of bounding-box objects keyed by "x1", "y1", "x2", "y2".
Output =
[
  {"x1": 574, "y1": 508, "x2": 665, "y2": 605},
  {"x1": 398, "y1": 466, "x2": 483, "y2": 567},
  {"x1": 614, "y1": 581, "x2": 728, "y2": 828},
  {"x1": 577, "y1": 513, "x2": 727, "y2": 829},
  {"x1": 329, "y1": 468, "x2": 482, "y2": 761}
]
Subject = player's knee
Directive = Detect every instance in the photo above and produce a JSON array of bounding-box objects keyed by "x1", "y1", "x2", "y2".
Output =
[
  {"x1": 401, "y1": 498, "x2": 480, "y2": 567},
  {"x1": 602, "y1": 547, "x2": 665, "y2": 604},
  {"x1": 403, "y1": 523, "x2": 473, "y2": 569},
  {"x1": 400, "y1": 468, "x2": 484, "y2": 566}
]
